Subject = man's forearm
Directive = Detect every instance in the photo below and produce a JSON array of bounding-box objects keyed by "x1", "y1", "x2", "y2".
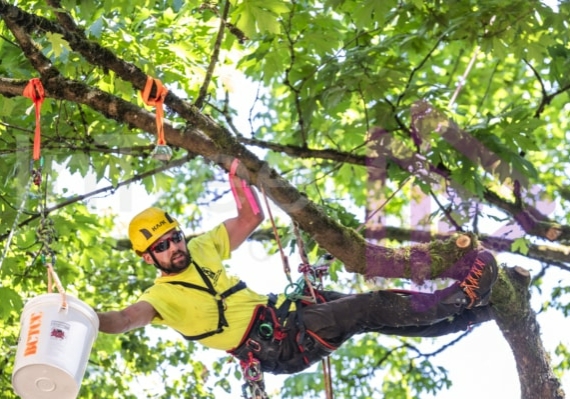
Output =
[{"x1": 97, "y1": 310, "x2": 131, "y2": 334}]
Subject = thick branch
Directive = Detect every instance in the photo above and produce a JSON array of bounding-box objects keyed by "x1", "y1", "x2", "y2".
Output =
[
  {"x1": 492, "y1": 266, "x2": 564, "y2": 399},
  {"x1": 365, "y1": 227, "x2": 570, "y2": 268}
]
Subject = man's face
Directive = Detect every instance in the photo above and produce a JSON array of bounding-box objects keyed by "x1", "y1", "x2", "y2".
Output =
[{"x1": 144, "y1": 229, "x2": 191, "y2": 273}]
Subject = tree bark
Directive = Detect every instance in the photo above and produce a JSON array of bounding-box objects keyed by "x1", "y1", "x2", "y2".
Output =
[{"x1": 492, "y1": 266, "x2": 565, "y2": 399}]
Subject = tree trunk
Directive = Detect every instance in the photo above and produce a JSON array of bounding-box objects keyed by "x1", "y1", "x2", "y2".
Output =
[{"x1": 493, "y1": 266, "x2": 565, "y2": 399}]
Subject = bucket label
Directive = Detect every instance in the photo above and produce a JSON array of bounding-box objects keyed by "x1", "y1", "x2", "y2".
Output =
[
  {"x1": 50, "y1": 321, "x2": 70, "y2": 341},
  {"x1": 23, "y1": 312, "x2": 43, "y2": 357}
]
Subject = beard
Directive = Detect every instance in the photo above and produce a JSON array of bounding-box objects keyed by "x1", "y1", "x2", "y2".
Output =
[{"x1": 163, "y1": 250, "x2": 191, "y2": 273}]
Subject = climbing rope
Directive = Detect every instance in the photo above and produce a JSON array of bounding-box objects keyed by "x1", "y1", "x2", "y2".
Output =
[
  {"x1": 291, "y1": 222, "x2": 335, "y2": 399},
  {"x1": 256, "y1": 171, "x2": 413, "y2": 399},
  {"x1": 18, "y1": 76, "x2": 67, "y2": 308},
  {"x1": 258, "y1": 185, "x2": 336, "y2": 398}
]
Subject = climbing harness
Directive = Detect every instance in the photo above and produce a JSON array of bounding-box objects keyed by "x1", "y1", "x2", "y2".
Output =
[
  {"x1": 233, "y1": 255, "x2": 335, "y2": 398},
  {"x1": 140, "y1": 76, "x2": 172, "y2": 161}
]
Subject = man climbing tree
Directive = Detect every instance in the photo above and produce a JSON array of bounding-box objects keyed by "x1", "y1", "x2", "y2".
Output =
[{"x1": 97, "y1": 160, "x2": 498, "y2": 396}]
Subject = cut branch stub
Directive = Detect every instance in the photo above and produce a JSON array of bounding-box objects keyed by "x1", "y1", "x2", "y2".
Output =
[{"x1": 455, "y1": 234, "x2": 471, "y2": 249}]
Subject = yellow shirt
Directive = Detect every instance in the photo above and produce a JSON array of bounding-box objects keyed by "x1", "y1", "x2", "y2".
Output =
[{"x1": 139, "y1": 223, "x2": 271, "y2": 350}]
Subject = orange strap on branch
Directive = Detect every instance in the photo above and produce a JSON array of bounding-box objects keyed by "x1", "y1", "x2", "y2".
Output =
[
  {"x1": 23, "y1": 78, "x2": 46, "y2": 161},
  {"x1": 141, "y1": 76, "x2": 169, "y2": 145}
]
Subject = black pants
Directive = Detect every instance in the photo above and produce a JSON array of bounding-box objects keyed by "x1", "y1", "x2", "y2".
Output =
[
  {"x1": 231, "y1": 288, "x2": 493, "y2": 375},
  {"x1": 303, "y1": 287, "x2": 492, "y2": 345}
]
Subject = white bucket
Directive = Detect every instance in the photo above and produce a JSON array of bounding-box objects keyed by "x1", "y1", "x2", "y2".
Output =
[{"x1": 12, "y1": 293, "x2": 99, "y2": 399}]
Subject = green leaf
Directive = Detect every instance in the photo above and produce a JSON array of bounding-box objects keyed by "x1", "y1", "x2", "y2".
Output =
[
  {"x1": 45, "y1": 32, "x2": 72, "y2": 58},
  {"x1": 511, "y1": 237, "x2": 530, "y2": 255},
  {"x1": 0, "y1": 97, "x2": 16, "y2": 117},
  {"x1": 0, "y1": 287, "x2": 23, "y2": 319}
]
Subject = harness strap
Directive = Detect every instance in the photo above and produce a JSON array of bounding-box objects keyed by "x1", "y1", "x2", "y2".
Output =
[{"x1": 167, "y1": 261, "x2": 247, "y2": 340}]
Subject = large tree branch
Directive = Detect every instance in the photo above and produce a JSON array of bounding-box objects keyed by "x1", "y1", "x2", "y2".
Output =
[{"x1": 364, "y1": 227, "x2": 570, "y2": 268}]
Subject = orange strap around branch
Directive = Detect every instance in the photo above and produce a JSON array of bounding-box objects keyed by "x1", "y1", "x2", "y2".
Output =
[
  {"x1": 141, "y1": 76, "x2": 169, "y2": 145},
  {"x1": 23, "y1": 78, "x2": 46, "y2": 161}
]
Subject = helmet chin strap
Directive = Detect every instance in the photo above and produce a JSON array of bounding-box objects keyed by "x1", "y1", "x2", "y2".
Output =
[{"x1": 148, "y1": 250, "x2": 189, "y2": 274}]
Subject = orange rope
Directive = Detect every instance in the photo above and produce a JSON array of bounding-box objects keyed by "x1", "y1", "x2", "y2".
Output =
[
  {"x1": 141, "y1": 76, "x2": 169, "y2": 145},
  {"x1": 23, "y1": 78, "x2": 46, "y2": 161}
]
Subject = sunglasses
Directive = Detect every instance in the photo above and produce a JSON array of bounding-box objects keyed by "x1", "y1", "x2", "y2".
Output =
[{"x1": 149, "y1": 231, "x2": 185, "y2": 253}]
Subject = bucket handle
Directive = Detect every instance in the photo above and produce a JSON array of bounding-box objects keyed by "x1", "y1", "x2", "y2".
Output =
[{"x1": 46, "y1": 263, "x2": 68, "y2": 311}]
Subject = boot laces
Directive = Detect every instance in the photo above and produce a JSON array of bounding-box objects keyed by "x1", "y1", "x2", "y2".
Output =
[{"x1": 459, "y1": 258, "x2": 486, "y2": 308}]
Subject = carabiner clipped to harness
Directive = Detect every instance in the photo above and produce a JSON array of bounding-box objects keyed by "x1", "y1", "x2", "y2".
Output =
[
  {"x1": 284, "y1": 281, "x2": 304, "y2": 301},
  {"x1": 258, "y1": 322, "x2": 273, "y2": 340},
  {"x1": 241, "y1": 355, "x2": 269, "y2": 399}
]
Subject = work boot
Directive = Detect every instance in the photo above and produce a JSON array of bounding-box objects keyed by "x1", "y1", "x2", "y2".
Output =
[
  {"x1": 440, "y1": 251, "x2": 498, "y2": 309},
  {"x1": 459, "y1": 251, "x2": 498, "y2": 308}
]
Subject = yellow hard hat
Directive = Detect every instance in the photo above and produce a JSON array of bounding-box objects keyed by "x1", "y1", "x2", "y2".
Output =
[{"x1": 128, "y1": 207, "x2": 180, "y2": 254}]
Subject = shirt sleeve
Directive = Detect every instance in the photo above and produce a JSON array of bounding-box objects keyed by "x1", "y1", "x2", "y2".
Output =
[{"x1": 200, "y1": 223, "x2": 231, "y2": 260}]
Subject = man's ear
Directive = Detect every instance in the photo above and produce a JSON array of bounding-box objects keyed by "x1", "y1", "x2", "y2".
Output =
[{"x1": 141, "y1": 252, "x2": 154, "y2": 264}]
